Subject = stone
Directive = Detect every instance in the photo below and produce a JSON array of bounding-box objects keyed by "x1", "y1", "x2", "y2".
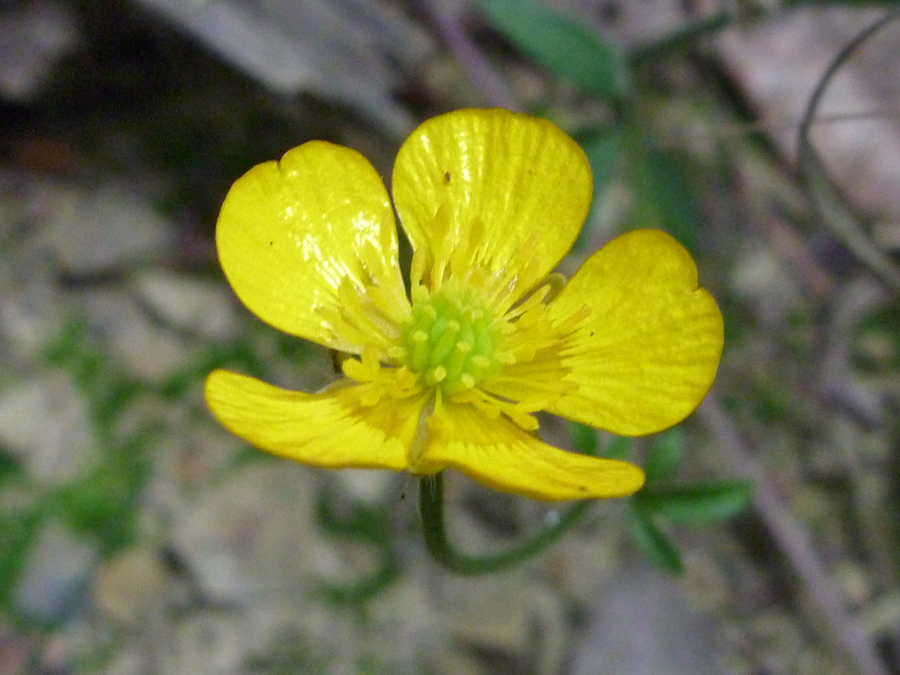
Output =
[
  {"x1": 436, "y1": 572, "x2": 567, "y2": 673},
  {"x1": 0, "y1": 373, "x2": 95, "y2": 485},
  {"x1": 161, "y1": 612, "x2": 248, "y2": 675},
  {"x1": 569, "y1": 563, "x2": 733, "y2": 675},
  {"x1": 80, "y1": 288, "x2": 195, "y2": 381},
  {"x1": 170, "y1": 463, "x2": 323, "y2": 605},
  {"x1": 133, "y1": 0, "x2": 429, "y2": 134},
  {"x1": 41, "y1": 183, "x2": 172, "y2": 274},
  {"x1": 13, "y1": 521, "x2": 98, "y2": 624},
  {"x1": 131, "y1": 271, "x2": 239, "y2": 341},
  {"x1": 0, "y1": 0, "x2": 79, "y2": 102},
  {"x1": 92, "y1": 546, "x2": 168, "y2": 625}
]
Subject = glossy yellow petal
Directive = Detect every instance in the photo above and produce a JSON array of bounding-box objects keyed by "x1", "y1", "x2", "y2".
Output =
[
  {"x1": 392, "y1": 109, "x2": 592, "y2": 308},
  {"x1": 420, "y1": 399, "x2": 645, "y2": 501},
  {"x1": 545, "y1": 229, "x2": 724, "y2": 436},
  {"x1": 205, "y1": 369, "x2": 429, "y2": 470},
  {"x1": 217, "y1": 142, "x2": 409, "y2": 353}
]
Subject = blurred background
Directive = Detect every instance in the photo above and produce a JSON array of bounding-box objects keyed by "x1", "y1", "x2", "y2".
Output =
[{"x1": 1, "y1": 0, "x2": 899, "y2": 673}]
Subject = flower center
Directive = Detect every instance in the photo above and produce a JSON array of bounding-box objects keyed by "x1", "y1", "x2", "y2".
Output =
[{"x1": 401, "y1": 288, "x2": 501, "y2": 395}]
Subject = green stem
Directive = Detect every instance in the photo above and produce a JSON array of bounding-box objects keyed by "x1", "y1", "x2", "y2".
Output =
[{"x1": 419, "y1": 472, "x2": 591, "y2": 574}]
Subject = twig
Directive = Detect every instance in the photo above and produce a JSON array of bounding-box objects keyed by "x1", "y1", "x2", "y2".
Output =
[
  {"x1": 424, "y1": 2, "x2": 521, "y2": 112},
  {"x1": 698, "y1": 397, "x2": 890, "y2": 675},
  {"x1": 796, "y1": 11, "x2": 900, "y2": 294}
]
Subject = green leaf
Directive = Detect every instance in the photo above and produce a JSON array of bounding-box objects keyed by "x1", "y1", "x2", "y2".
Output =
[
  {"x1": 0, "y1": 451, "x2": 20, "y2": 484},
  {"x1": 637, "y1": 480, "x2": 753, "y2": 525},
  {"x1": 630, "y1": 144, "x2": 704, "y2": 254},
  {"x1": 0, "y1": 508, "x2": 42, "y2": 607},
  {"x1": 573, "y1": 127, "x2": 624, "y2": 251},
  {"x1": 479, "y1": 0, "x2": 631, "y2": 101},
  {"x1": 603, "y1": 435, "x2": 631, "y2": 461},
  {"x1": 580, "y1": 127, "x2": 623, "y2": 192},
  {"x1": 626, "y1": 502, "x2": 683, "y2": 573},
  {"x1": 315, "y1": 485, "x2": 390, "y2": 544},
  {"x1": 644, "y1": 428, "x2": 684, "y2": 483},
  {"x1": 569, "y1": 422, "x2": 597, "y2": 455},
  {"x1": 630, "y1": 12, "x2": 732, "y2": 65}
]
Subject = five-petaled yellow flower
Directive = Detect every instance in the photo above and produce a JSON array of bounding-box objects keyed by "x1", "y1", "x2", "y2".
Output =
[{"x1": 204, "y1": 108, "x2": 723, "y2": 501}]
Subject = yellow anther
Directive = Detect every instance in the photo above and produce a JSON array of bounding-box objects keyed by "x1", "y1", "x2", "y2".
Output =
[{"x1": 470, "y1": 355, "x2": 491, "y2": 369}]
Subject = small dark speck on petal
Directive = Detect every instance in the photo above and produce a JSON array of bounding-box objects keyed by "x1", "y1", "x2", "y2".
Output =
[{"x1": 444, "y1": 171, "x2": 451, "y2": 184}]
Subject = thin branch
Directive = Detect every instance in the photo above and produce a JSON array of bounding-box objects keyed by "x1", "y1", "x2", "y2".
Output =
[
  {"x1": 796, "y1": 11, "x2": 900, "y2": 294},
  {"x1": 424, "y1": 2, "x2": 521, "y2": 111},
  {"x1": 698, "y1": 397, "x2": 890, "y2": 675}
]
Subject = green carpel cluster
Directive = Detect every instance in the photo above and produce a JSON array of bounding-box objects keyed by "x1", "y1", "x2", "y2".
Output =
[{"x1": 402, "y1": 289, "x2": 501, "y2": 394}]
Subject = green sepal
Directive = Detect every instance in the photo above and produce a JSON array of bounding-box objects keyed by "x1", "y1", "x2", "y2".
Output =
[{"x1": 636, "y1": 480, "x2": 753, "y2": 525}]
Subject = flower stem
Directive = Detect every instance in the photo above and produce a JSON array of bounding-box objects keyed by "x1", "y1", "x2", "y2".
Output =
[{"x1": 419, "y1": 472, "x2": 591, "y2": 574}]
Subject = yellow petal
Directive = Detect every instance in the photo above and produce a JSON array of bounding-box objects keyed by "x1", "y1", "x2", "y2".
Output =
[
  {"x1": 205, "y1": 369, "x2": 429, "y2": 470},
  {"x1": 392, "y1": 109, "x2": 592, "y2": 308},
  {"x1": 420, "y1": 399, "x2": 645, "y2": 501},
  {"x1": 546, "y1": 229, "x2": 724, "y2": 436},
  {"x1": 217, "y1": 142, "x2": 408, "y2": 353}
]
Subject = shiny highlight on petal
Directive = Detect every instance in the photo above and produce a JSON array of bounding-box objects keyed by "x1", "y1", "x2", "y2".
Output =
[
  {"x1": 216, "y1": 141, "x2": 409, "y2": 354},
  {"x1": 393, "y1": 109, "x2": 592, "y2": 310},
  {"x1": 208, "y1": 109, "x2": 723, "y2": 503}
]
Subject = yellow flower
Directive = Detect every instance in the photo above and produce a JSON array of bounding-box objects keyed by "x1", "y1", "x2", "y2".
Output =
[{"x1": 204, "y1": 109, "x2": 723, "y2": 501}]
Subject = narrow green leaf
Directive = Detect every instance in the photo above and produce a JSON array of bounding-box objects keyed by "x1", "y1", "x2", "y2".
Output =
[
  {"x1": 479, "y1": 0, "x2": 631, "y2": 101},
  {"x1": 626, "y1": 502, "x2": 683, "y2": 574},
  {"x1": 644, "y1": 428, "x2": 685, "y2": 483},
  {"x1": 569, "y1": 422, "x2": 597, "y2": 456},
  {"x1": 603, "y1": 435, "x2": 631, "y2": 461},
  {"x1": 630, "y1": 145, "x2": 704, "y2": 254},
  {"x1": 0, "y1": 509, "x2": 41, "y2": 607},
  {"x1": 637, "y1": 480, "x2": 753, "y2": 525},
  {"x1": 573, "y1": 126, "x2": 624, "y2": 250},
  {"x1": 630, "y1": 12, "x2": 733, "y2": 64},
  {"x1": 571, "y1": 426, "x2": 631, "y2": 461},
  {"x1": 580, "y1": 127, "x2": 623, "y2": 192}
]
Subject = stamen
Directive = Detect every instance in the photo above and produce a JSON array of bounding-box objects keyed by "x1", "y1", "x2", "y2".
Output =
[
  {"x1": 470, "y1": 355, "x2": 490, "y2": 369},
  {"x1": 359, "y1": 388, "x2": 382, "y2": 407}
]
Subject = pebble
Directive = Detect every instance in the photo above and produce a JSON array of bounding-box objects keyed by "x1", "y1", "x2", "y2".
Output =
[
  {"x1": 0, "y1": 373, "x2": 95, "y2": 485},
  {"x1": 40, "y1": 183, "x2": 172, "y2": 275},
  {"x1": 92, "y1": 546, "x2": 168, "y2": 625},
  {"x1": 80, "y1": 288, "x2": 195, "y2": 381},
  {"x1": 170, "y1": 463, "x2": 322, "y2": 605},
  {"x1": 569, "y1": 562, "x2": 734, "y2": 675},
  {"x1": 131, "y1": 271, "x2": 239, "y2": 341},
  {"x1": 13, "y1": 521, "x2": 98, "y2": 624},
  {"x1": 0, "y1": 0, "x2": 79, "y2": 102}
]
